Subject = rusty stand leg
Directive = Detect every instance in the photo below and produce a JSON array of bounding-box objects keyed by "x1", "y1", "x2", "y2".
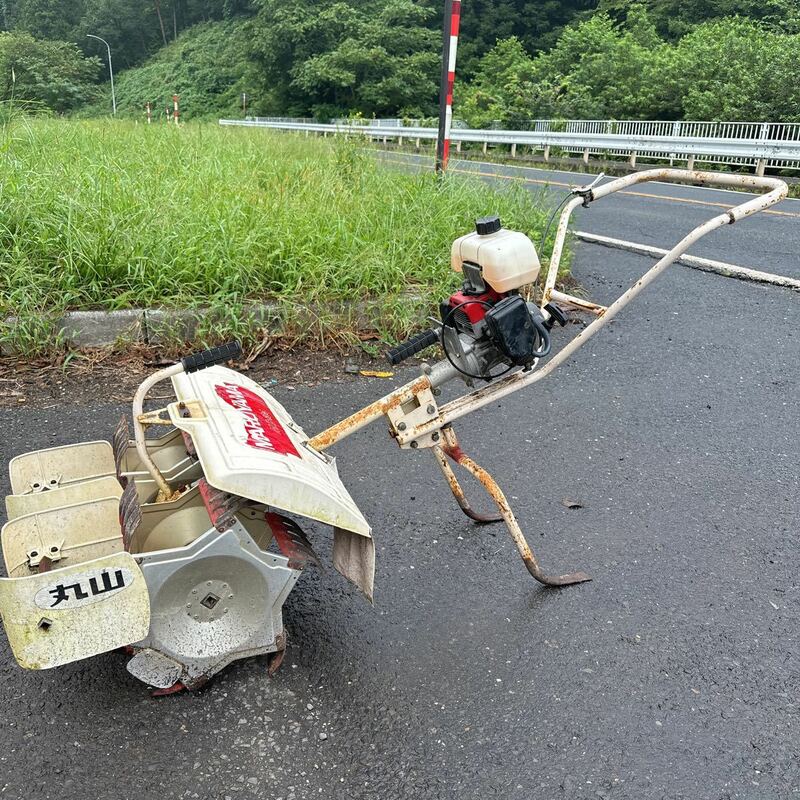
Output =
[
  {"x1": 440, "y1": 426, "x2": 591, "y2": 587},
  {"x1": 268, "y1": 630, "x2": 287, "y2": 677},
  {"x1": 432, "y1": 446, "x2": 503, "y2": 524}
]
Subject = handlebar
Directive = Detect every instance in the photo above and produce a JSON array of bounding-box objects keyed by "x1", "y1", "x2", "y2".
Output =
[{"x1": 386, "y1": 329, "x2": 440, "y2": 366}]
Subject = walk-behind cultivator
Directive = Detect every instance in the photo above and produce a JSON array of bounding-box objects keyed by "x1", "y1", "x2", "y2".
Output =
[{"x1": 0, "y1": 169, "x2": 787, "y2": 692}]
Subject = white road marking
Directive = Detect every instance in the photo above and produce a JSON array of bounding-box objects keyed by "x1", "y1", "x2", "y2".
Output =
[{"x1": 574, "y1": 230, "x2": 800, "y2": 290}]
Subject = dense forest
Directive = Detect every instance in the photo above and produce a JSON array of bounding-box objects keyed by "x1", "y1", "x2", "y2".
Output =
[{"x1": 1, "y1": 0, "x2": 799, "y2": 122}]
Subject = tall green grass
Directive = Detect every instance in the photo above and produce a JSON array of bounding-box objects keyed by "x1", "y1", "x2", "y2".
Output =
[{"x1": 0, "y1": 119, "x2": 568, "y2": 353}]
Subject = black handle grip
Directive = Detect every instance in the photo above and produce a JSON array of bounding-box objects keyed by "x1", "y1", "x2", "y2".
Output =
[
  {"x1": 386, "y1": 329, "x2": 440, "y2": 366},
  {"x1": 181, "y1": 341, "x2": 242, "y2": 373}
]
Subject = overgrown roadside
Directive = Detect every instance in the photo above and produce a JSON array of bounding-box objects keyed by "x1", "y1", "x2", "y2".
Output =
[{"x1": 0, "y1": 118, "x2": 569, "y2": 357}]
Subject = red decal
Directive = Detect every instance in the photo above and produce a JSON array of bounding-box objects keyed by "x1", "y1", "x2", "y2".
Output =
[{"x1": 215, "y1": 383, "x2": 300, "y2": 457}]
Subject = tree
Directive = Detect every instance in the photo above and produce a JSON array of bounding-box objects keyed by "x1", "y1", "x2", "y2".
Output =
[
  {"x1": 458, "y1": 9, "x2": 671, "y2": 124},
  {"x1": 667, "y1": 18, "x2": 800, "y2": 121},
  {"x1": 597, "y1": 0, "x2": 798, "y2": 38},
  {"x1": 456, "y1": 37, "x2": 537, "y2": 127},
  {"x1": 251, "y1": 0, "x2": 438, "y2": 118},
  {"x1": 0, "y1": 31, "x2": 99, "y2": 111}
]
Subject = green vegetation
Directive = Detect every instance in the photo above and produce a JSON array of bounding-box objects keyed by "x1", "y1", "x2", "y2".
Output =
[
  {"x1": 458, "y1": 10, "x2": 800, "y2": 125},
  {"x1": 86, "y1": 20, "x2": 258, "y2": 121},
  {"x1": 0, "y1": 0, "x2": 797, "y2": 123},
  {"x1": 0, "y1": 119, "x2": 563, "y2": 354},
  {"x1": 0, "y1": 31, "x2": 99, "y2": 112}
]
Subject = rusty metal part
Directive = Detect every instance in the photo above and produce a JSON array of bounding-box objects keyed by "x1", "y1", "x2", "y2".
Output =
[
  {"x1": 132, "y1": 362, "x2": 185, "y2": 498},
  {"x1": 150, "y1": 681, "x2": 187, "y2": 697},
  {"x1": 198, "y1": 478, "x2": 242, "y2": 532},
  {"x1": 308, "y1": 375, "x2": 433, "y2": 451},
  {"x1": 440, "y1": 427, "x2": 590, "y2": 587},
  {"x1": 119, "y1": 479, "x2": 143, "y2": 551},
  {"x1": 267, "y1": 630, "x2": 287, "y2": 677},
  {"x1": 432, "y1": 446, "x2": 502, "y2": 524},
  {"x1": 112, "y1": 416, "x2": 130, "y2": 487},
  {"x1": 266, "y1": 512, "x2": 321, "y2": 570},
  {"x1": 546, "y1": 289, "x2": 607, "y2": 316}
]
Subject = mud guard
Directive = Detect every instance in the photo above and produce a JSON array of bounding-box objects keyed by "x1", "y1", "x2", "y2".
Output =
[
  {"x1": 0, "y1": 552, "x2": 150, "y2": 670},
  {"x1": 167, "y1": 366, "x2": 375, "y2": 596},
  {"x1": 333, "y1": 527, "x2": 375, "y2": 602}
]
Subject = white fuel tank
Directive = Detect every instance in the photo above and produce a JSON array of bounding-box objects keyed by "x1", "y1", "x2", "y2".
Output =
[{"x1": 451, "y1": 215, "x2": 540, "y2": 293}]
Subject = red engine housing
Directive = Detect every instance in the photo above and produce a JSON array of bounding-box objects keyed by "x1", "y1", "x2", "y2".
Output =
[{"x1": 446, "y1": 288, "x2": 504, "y2": 324}]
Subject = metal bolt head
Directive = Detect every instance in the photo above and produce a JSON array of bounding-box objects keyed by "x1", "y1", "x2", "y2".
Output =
[
  {"x1": 431, "y1": 432, "x2": 440, "y2": 442},
  {"x1": 426, "y1": 405, "x2": 435, "y2": 415},
  {"x1": 397, "y1": 422, "x2": 407, "y2": 431},
  {"x1": 410, "y1": 440, "x2": 419, "y2": 449}
]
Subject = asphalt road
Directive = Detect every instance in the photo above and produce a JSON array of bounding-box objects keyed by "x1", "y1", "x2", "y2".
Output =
[{"x1": 1, "y1": 163, "x2": 799, "y2": 800}]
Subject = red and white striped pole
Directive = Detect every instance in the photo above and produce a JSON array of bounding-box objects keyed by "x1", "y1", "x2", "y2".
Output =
[
  {"x1": 435, "y1": 0, "x2": 461, "y2": 175},
  {"x1": 172, "y1": 94, "x2": 180, "y2": 126}
]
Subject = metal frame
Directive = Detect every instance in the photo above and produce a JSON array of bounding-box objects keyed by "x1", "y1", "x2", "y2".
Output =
[{"x1": 307, "y1": 168, "x2": 788, "y2": 586}]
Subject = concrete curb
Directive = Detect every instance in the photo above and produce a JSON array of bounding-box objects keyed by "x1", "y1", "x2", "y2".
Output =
[{"x1": 1, "y1": 296, "x2": 427, "y2": 352}]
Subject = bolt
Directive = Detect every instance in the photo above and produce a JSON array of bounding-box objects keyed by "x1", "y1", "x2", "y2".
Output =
[
  {"x1": 186, "y1": 604, "x2": 192, "y2": 608},
  {"x1": 432, "y1": 432, "x2": 440, "y2": 442},
  {"x1": 432, "y1": 387, "x2": 442, "y2": 396},
  {"x1": 192, "y1": 589, "x2": 197, "y2": 595},
  {"x1": 410, "y1": 441, "x2": 419, "y2": 449},
  {"x1": 397, "y1": 422, "x2": 407, "y2": 431},
  {"x1": 426, "y1": 405, "x2": 435, "y2": 415}
]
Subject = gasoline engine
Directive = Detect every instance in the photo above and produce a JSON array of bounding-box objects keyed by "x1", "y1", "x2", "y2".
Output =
[{"x1": 386, "y1": 215, "x2": 567, "y2": 382}]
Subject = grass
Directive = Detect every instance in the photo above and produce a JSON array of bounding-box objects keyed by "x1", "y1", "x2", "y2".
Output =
[{"x1": 0, "y1": 118, "x2": 570, "y2": 355}]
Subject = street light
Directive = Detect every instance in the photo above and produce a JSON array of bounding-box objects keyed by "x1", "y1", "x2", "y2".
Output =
[{"x1": 87, "y1": 34, "x2": 116, "y2": 116}]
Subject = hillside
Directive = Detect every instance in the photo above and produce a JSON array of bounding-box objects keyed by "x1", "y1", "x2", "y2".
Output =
[{"x1": 0, "y1": 0, "x2": 799, "y2": 121}]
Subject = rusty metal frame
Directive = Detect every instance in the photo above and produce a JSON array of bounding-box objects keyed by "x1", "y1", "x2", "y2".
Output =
[
  {"x1": 307, "y1": 168, "x2": 788, "y2": 585},
  {"x1": 437, "y1": 426, "x2": 590, "y2": 585},
  {"x1": 432, "y1": 445, "x2": 502, "y2": 524}
]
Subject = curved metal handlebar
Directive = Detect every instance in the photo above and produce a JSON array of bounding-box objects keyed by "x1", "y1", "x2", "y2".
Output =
[{"x1": 391, "y1": 168, "x2": 788, "y2": 445}]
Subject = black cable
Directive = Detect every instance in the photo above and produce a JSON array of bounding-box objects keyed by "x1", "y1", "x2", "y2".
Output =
[
  {"x1": 529, "y1": 317, "x2": 552, "y2": 358},
  {"x1": 441, "y1": 299, "x2": 514, "y2": 381},
  {"x1": 538, "y1": 190, "x2": 574, "y2": 259}
]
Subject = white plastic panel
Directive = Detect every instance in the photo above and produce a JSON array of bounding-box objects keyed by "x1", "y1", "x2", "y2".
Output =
[
  {"x1": 0, "y1": 552, "x2": 150, "y2": 670},
  {"x1": 168, "y1": 366, "x2": 371, "y2": 537}
]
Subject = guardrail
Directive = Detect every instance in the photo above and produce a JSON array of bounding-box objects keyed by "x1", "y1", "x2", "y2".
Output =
[{"x1": 219, "y1": 118, "x2": 800, "y2": 174}]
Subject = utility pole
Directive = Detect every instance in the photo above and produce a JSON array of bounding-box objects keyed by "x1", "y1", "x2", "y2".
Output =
[
  {"x1": 87, "y1": 34, "x2": 116, "y2": 116},
  {"x1": 435, "y1": 0, "x2": 461, "y2": 175}
]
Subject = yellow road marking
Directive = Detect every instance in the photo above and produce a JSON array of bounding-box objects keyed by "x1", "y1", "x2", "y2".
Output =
[{"x1": 379, "y1": 156, "x2": 800, "y2": 220}]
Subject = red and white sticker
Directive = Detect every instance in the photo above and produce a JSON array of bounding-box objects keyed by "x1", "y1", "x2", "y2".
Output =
[{"x1": 215, "y1": 383, "x2": 299, "y2": 457}]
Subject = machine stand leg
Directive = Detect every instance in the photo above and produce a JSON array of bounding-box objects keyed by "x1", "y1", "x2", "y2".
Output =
[
  {"x1": 439, "y1": 427, "x2": 591, "y2": 587},
  {"x1": 433, "y1": 446, "x2": 503, "y2": 524}
]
